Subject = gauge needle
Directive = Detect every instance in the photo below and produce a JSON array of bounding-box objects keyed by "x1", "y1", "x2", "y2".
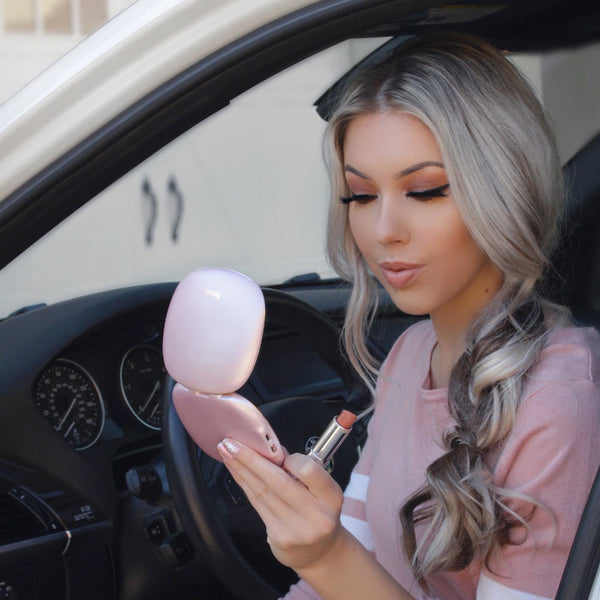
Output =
[
  {"x1": 64, "y1": 421, "x2": 75, "y2": 438},
  {"x1": 141, "y1": 380, "x2": 161, "y2": 412},
  {"x1": 57, "y1": 398, "x2": 77, "y2": 431},
  {"x1": 149, "y1": 403, "x2": 160, "y2": 420}
]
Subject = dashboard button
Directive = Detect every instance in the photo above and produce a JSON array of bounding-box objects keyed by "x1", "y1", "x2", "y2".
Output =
[
  {"x1": 146, "y1": 517, "x2": 167, "y2": 544},
  {"x1": 125, "y1": 465, "x2": 163, "y2": 503},
  {"x1": 159, "y1": 532, "x2": 194, "y2": 567}
]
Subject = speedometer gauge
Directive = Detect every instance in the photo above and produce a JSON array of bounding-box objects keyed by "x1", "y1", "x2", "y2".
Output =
[
  {"x1": 119, "y1": 345, "x2": 165, "y2": 430},
  {"x1": 34, "y1": 359, "x2": 105, "y2": 450}
]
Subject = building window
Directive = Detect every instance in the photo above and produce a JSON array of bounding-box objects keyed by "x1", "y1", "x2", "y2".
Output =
[
  {"x1": 2, "y1": 0, "x2": 107, "y2": 35},
  {"x1": 42, "y1": 0, "x2": 71, "y2": 34},
  {"x1": 79, "y1": 0, "x2": 106, "y2": 35},
  {"x1": 4, "y1": 0, "x2": 36, "y2": 32}
]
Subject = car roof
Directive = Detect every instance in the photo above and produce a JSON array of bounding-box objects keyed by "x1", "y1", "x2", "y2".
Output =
[{"x1": 0, "y1": 0, "x2": 598, "y2": 268}]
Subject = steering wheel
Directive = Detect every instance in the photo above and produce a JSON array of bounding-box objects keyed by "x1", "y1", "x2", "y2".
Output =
[{"x1": 162, "y1": 288, "x2": 372, "y2": 599}]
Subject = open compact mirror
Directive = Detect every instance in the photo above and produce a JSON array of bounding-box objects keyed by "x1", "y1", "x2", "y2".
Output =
[{"x1": 162, "y1": 267, "x2": 284, "y2": 464}]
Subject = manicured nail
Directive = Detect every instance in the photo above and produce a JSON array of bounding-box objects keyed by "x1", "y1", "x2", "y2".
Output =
[{"x1": 219, "y1": 438, "x2": 239, "y2": 456}]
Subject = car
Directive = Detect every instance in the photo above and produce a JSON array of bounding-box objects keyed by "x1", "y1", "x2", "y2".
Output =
[{"x1": 0, "y1": 1, "x2": 599, "y2": 599}]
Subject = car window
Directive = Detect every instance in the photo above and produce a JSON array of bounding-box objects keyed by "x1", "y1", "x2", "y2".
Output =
[
  {"x1": 587, "y1": 563, "x2": 600, "y2": 600},
  {"x1": 0, "y1": 38, "x2": 383, "y2": 317},
  {"x1": 0, "y1": 37, "x2": 598, "y2": 319}
]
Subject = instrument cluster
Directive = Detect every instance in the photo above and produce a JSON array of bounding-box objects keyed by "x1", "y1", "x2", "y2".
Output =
[{"x1": 33, "y1": 343, "x2": 166, "y2": 450}]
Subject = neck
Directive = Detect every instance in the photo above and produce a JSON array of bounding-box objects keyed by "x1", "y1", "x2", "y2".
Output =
[
  {"x1": 429, "y1": 319, "x2": 466, "y2": 389},
  {"x1": 429, "y1": 276, "x2": 502, "y2": 388}
]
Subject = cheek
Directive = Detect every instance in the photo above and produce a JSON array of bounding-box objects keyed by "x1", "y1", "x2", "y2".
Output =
[
  {"x1": 432, "y1": 221, "x2": 490, "y2": 289},
  {"x1": 423, "y1": 206, "x2": 487, "y2": 276},
  {"x1": 428, "y1": 202, "x2": 474, "y2": 257},
  {"x1": 347, "y1": 208, "x2": 371, "y2": 255},
  {"x1": 449, "y1": 222, "x2": 485, "y2": 266}
]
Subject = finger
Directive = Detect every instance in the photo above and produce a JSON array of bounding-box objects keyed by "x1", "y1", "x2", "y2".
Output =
[
  {"x1": 219, "y1": 438, "x2": 339, "y2": 524},
  {"x1": 284, "y1": 452, "x2": 343, "y2": 502},
  {"x1": 218, "y1": 438, "x2": 306, "y2": 517}
]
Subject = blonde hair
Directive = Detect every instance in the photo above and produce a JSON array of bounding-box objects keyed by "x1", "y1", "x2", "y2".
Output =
[{"x1": 324, "y1": 33, "x2": 568, "y2": 582}]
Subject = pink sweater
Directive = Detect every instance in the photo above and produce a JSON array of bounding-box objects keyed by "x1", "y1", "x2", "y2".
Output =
[{"x1": 283, "y1": 321, "x2": 600, "y2": 599}]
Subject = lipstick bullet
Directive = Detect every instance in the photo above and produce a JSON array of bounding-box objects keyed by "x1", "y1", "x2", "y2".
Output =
[{"x1": 307, "y1": 409, "x2": 357, "y2": 467}]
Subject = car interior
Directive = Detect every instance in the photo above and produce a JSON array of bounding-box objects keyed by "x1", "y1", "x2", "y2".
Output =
[{"x1": 0, "y1": 1, "x2": 599, "y2": 599}]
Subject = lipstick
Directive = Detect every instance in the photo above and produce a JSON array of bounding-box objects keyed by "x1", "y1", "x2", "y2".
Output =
[{"x1": 307, "y1": 409, "x2": 357, "y2": 467}]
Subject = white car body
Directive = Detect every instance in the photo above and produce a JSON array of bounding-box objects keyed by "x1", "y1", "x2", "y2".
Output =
[{"x1": 0, "y1": 0, "x2": 317, "y2": 201}]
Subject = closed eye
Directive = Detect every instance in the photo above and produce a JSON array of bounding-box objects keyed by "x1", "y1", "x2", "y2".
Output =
[
  {"x1": 340, "y1": 193, "x2": 378, "y2": 205},
  {"x1": 406, "y1": 183, "x2": 450, "y2": 201}
]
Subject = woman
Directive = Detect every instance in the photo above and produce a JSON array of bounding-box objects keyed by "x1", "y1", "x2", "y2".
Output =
[{"x1": 217, "y1": 33, "x2": 600, "y2": 599}]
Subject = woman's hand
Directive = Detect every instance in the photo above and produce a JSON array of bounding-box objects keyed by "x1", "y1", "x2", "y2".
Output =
[{"x1": 217, "y1": 438, "x2": 346, "y2": 571}]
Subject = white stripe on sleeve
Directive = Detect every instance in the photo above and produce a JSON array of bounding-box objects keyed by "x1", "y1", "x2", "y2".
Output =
[
  {"x1": 344, "y1": 472, "x2": 370, "y2": 501},
  {"x1": 340, "y1": 514, "x2": 375, "y2": 552},
  {"x1": 477, "y1": 574, "x2": 551, "y2": 600}
]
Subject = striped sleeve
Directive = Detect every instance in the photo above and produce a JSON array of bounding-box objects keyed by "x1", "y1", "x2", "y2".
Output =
[
  {"x1": 339, "y1": 404, "x2": 379, "y2": 551},
  {"x1": 341, "y1": 470, "x2": 374, "y2": 551}
]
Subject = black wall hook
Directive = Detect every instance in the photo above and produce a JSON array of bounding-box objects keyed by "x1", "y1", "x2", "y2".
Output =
[
  {"x1": 168, "y1": 176, "x2": 184, "y2": 243},
  {"x1": 142, "y1": 178, "x2": 158, "y2": 245}
]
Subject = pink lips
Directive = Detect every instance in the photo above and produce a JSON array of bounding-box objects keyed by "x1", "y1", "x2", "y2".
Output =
[{"x1": 379, "y1": 261, "x2": 424, "y2": 289}]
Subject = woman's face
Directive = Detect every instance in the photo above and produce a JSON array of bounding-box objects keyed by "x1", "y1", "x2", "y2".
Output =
[{"x1": 344, "y1": 111, "x2": 501, "y2": 326}]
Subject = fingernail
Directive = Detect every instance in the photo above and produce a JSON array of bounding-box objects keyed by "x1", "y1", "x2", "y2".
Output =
[{"x1": 219, "y1": 438, "x2": 239, "y2": 456}]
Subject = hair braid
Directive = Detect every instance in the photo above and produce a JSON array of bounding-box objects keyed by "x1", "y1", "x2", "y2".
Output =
[{"x1": 400, "y1": 291, "x2": 566, "y2": 582}]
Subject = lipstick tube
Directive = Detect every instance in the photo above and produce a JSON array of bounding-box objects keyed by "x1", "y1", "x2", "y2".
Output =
[{"x1": 307, "y1": 409, "x2": 357, "y2": 467}]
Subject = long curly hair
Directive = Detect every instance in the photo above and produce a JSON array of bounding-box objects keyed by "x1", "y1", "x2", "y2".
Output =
[{"x1": 324, "y1": 32, "x2": 568, "y2": 582}]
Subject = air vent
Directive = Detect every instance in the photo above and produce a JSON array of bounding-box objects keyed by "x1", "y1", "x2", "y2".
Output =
[{"x1": 0, "y1": 491, "x2": 47, "y2": 545}]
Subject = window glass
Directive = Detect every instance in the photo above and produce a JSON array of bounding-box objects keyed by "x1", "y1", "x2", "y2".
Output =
[
  {"x1": 0, "y1": 37, "x2": 599, "y2": 318},
  {"x1": 588, "y1": 565, "x2": 600, "y2": 599},
  {"x1": 0, "y1": 39, "x2": 382, "y2": 317}
]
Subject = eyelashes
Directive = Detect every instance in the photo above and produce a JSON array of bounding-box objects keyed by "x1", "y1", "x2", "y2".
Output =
[
  {"x1": 406, "y1": 183, "x2": 450, "y2": 200},
  {"x1": 340, "y1": 183, "x2": 450, "y2": 205},
  {"x1": 339, "y1": 193, "x2": 378, "y2": 204}
]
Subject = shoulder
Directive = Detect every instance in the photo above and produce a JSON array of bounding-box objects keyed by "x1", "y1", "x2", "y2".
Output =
[
  {"x1": 520, "y1": 326, "x2": 600, "y2": 414},
  {"x1": 530, "y1": 326, "x2": 600, "y2": 385},
  {"x1": 491, "y1": 330, "x2": 600, "y2": 537},
  {"x1": 511, "y1": 327, "x2": 600, "y2": 447}
]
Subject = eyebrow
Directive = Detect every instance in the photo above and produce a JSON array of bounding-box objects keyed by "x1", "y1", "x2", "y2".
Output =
[{"x1": 344, "y1": 161, "x2": 445, "y2": 180}]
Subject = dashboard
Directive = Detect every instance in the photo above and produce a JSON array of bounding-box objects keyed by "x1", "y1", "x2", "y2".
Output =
[{"x1": 0, "y1": 281, "x2": 413, "y2": 599}]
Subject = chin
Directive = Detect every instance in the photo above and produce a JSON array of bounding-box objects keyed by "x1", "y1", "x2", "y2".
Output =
[{"x1": 386, "y1": 292, "x2": 432, "y2": 317}]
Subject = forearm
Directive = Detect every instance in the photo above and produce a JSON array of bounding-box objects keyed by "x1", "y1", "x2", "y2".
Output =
[{"x1": 296, "y1": 528, "x2": 415, "y2": 600}]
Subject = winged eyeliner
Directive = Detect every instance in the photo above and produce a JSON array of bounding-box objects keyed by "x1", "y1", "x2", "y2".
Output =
[{"x1": 340, "y1": 183, "x2": 450, "y2": 204}]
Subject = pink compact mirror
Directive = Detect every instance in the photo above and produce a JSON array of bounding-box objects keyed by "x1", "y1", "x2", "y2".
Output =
[{"x1": 163, "y1": 268, "x2": 284, "y2": 465}]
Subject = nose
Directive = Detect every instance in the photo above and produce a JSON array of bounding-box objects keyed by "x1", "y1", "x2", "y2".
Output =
[{"x1": 373, "y1": 195, "x2": 409, "y2": 246}]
